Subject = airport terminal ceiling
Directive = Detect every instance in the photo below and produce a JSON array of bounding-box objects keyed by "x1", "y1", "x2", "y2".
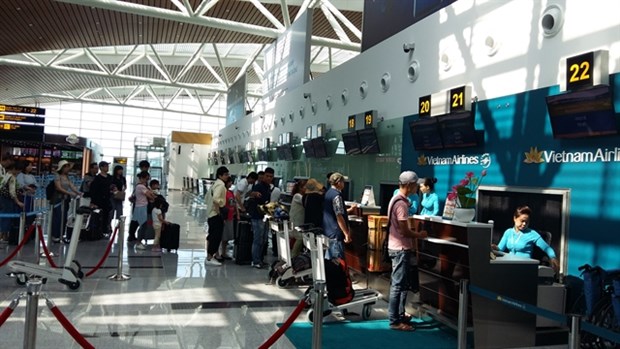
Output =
[{"x1": 0, "y1": 0, "x2": 363, "y2": 114}]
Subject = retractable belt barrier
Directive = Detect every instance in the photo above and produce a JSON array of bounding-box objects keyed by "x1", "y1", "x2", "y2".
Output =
[{"x1": 463, "y1": 282, "x2": 620, "y2": 347}]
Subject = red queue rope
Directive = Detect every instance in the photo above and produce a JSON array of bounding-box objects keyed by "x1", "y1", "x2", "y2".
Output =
[
  {"x1": 84, "y1": 226, "x2": 118, "y2": 277},
  {"x1": 0, "y1": 305, "x2": 15, "y2": 328},
  {"x1": 0, "y1": 224, "x2": 36, "y2": 268},
  {"x1": 258, "y1": 298, "x2": 308, "y2": 349},
  {"x1": 47, "y1": 303, "x2": 95, "y2": 349},
  {"x1": 38, "y1": 227, "x2": 59, "y2": 268}
]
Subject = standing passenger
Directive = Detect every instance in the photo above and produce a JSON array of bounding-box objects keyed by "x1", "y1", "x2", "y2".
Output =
[
  {"x1": 387, "y1": 171, "x2": 428, "y2": 331},
  {"x1": 110, "y1": 165, "x2": 127, "y2": 221},
  {"x1": 247, "y1": 167, "x2": 274, "y2": 269},
  {"x1": 205, "y1": 166, "x2": 229, "y2": 266},
  {"x1": 322, "y1": 172, "x2": 352, "y2": 260},
  {"x1": 134, "y1": 171, "x2": 155, "y2": 249}
]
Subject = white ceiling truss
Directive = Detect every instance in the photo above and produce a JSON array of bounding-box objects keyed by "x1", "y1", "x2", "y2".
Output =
[
  {"x1": 0, "y1": 0, "x2": 362, "y2": 115},
  {"x1": 54, "y1": 0, "x2": 361, "y2": 51}
]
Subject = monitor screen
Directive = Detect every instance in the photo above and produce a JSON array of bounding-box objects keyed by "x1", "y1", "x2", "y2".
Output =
[
  {"x1": 409, "y1": 117, "x2": 443, "y2": 150},
  {"x1": 312, "y1": 137, "x2": 328, "y2": 158},
  {"x1": 379, "y1": 182, "x2": 399, "y2": 215},
  {"x1": 213, "y1": 156, "x2": 219, "y2": 165},
  {"x1": 437, "y1": 112, "x2": 478, "y2": 149},
  {"x1": 546, "y1": 85, "x2": 618, "y2": 139},
  {"x1": 303, "y1": 140, "x2": 315, "y2": 158},
  {"x1": 230, "y1": 150, "x2": 239, "y2": 164},
  {"x1": 277, "y1": 144, "x2": 294, "y2": 161},
  {"x1": 342, "y1": 131, "x2": 361, "y2": 155},
  {"x1": 239, "y1": 151, "x2": 249, "y2": 163},
  {"x1": 357, "y1": 128, "x2": 380, "y2": 154},
  {"x1": 257, "y1": 149, "x2": 268, "y2": 162}
]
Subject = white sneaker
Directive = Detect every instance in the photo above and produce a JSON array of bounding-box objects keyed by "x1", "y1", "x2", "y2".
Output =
[
  {"x1": 205, "y1": 258, "x2": 222, "y2": 266},
  {"x1": 136, "y1": 243, "x2": 146, "y2": 250}
]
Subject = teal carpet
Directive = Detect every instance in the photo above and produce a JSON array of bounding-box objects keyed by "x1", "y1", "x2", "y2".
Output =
[{"x1": 282, "y1": 319, "x2": 457, "y2": 349}]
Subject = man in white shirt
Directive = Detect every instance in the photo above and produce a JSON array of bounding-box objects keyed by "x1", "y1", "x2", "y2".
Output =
[{"x1": 234, "y1": 172, "x2": 258, "y2": 212}]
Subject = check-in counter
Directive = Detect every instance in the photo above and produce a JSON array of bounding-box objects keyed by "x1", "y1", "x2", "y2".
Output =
[
  {"x1": 411, "y1": 215, "x2": 541, "y2": 349},
  {"x1": 343, "y1": 204, "x2": 381, "y2": 273}
]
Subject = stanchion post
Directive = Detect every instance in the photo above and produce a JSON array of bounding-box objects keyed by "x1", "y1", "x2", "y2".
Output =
[
  {"x1": 311, "y1": 281, "x2": 325, "y2": 349},
  {"x1": 34, "y1": 213, "x2": 43, "y2": 263},
  {"x1": 45, "y1": 203, "x2": 54, "y2": 257},
  {"x1": 569, "y1": 314, "x2": 580, "y2": 349},
  {"x1": 457, "y1": 279, "x2": 469, "y2": 349},
  {"x1": 23, "y1": 279, "x2": 43, "y2": 349},
  {"x1": 108, "y1": 216, "x2": 130, "y2": 281},
  {"x1": 17, "y1": 212, "x2": 26, "y2": 256}
]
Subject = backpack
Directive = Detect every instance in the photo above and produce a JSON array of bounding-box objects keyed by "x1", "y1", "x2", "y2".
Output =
[
  {"x1": 325, "y1": 258, "x2": 355, "y2": 305},
  {"x1": 382, "y1": 196, "x2": 408, "y2": 263},
  {"x1": 46, "y1": 180, "x2": 56, "y2": 202}
]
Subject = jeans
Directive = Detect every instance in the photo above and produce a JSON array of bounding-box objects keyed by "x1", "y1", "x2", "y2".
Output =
[
  {"x1": 325, "y1": 239, "x2": 345, "y2": 260},
  {"x1": 251, "y1": 219, "x2": 266, "y2": 264},
  {"x1": 111, "y1": 199, "x2": 123, "y2": 220},
  {"x1": 0, "y1": 197, "x2": 18, "y2": 233},
  {"x1": 388, "y1": 249, "x2": 413, "y2": 325},
  {"x1": 207, "y1": 215, "x2": 224, "y2": 256}
]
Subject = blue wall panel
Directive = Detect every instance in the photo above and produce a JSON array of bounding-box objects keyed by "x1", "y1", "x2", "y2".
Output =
[{"x1": 402, "y1": 74, "x2": 620, "y2": 275}]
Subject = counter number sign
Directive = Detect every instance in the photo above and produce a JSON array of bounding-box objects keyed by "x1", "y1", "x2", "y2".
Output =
[
  {"x1": 348, "y1": 115, "x2": 356, "y2": 132},
  {"x1": 449, "y1": 86, "x2": 466, "y2": 113},
  {"x1": 364, "y1": 111, "x2": 374, "y2": 128},
  {"x1": 566, "y1": 52, "x2": 594, "y2": 91},
  {"x1": 419, "y1": 95, "x2": 431, "y2": 117}
]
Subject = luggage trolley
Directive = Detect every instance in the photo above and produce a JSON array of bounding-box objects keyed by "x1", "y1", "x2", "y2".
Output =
[
  {"x1": 8, "y1": 199, "x2": 93, "y2": 290},
  {"x1": 300, "y1": 225, "x2": 382, "y2": 323},
  {"x1": 271, "y1": 220, "x2": 313, "y2": 287}
]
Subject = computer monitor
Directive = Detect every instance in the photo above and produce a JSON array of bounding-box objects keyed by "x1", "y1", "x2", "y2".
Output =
[
  {"x1": 437, "y1": 112, "x2": 478, "y2": 149},
  {"x1": 409, "y1": 117, "x2": 443, "y2": 150},
  {"x1": 312, "y1": 137, "x2": 328, "y2": 158},
  {"x1": 357, "y1": 128, "x2": 380, "y2": 154},
  {"x1": 303, "y1": 140, "x2": 315, "y2": 158},
  {"x1": 546, "y1": 85, "x2": 618, "y2": 139},
  {"x1": 379, "y1": 182, "x2": 399, "y2": 215},
  {"x1": 342, "y1": 131, "x2": 361, "y2": 155},
  {"x1": 285, "y1": 180, "x2": 296, "y2": 194}
]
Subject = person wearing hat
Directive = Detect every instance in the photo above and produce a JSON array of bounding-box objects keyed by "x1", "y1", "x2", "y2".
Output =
[
  {"x1": 302, "y1": 178, "x2": 325, "y2": 230},
  {"x1": 51, "y1": 160, "x2": 81, "y2": 243},
  {"x1": 88, "y1": 161, "x2": 114, "y2": 238},
  {"x1": 387, "y1": 171, "x2": 428, "y2": 331},
  {"x1": 322, "y1": 172, "x2": 356, "y2": 260}
]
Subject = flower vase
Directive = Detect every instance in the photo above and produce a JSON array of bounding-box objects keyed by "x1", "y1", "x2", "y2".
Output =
[{"x1": 453, "y1": 208, "x2": 476, "y2": 223}]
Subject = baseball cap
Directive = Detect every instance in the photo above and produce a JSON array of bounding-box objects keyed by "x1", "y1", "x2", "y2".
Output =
[{"x1": 399, "y1": 171, "x2": 419, "y2": 185}]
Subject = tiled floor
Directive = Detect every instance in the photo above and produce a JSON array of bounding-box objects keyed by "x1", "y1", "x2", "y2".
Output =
[{"x1": 0, "y1": 191, "x2": 390, "y2": 348}]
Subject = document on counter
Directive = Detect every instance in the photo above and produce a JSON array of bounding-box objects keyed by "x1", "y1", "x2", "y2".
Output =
[{"x1": 425, "y1": 237, "x2": 468, "y2": 249}]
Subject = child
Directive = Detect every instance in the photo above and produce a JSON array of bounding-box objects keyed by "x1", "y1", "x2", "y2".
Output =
[{"x1": 151, "y1": 196, "x2": 169, "y2": 252}]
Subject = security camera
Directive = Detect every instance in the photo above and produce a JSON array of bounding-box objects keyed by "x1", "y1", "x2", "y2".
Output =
[
  {"x1": 403, "y1": 43, "x2": 415, "y2": 53},
  {"x1": 235, "y1": 126, "x2": 239, "y2": 130},
  {"x1": 303, "y1": 93, "x2": 311, "y2": 99}
]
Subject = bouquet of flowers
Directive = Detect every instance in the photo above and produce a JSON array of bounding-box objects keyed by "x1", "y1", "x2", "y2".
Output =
[{"x1": 448, "y1": 170, "x2": 487, "y2": 208}]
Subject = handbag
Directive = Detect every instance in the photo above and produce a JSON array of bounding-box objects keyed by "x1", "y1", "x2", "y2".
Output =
[{"x1": 114, "y1": 190, "x2": 126, "y2": 201}]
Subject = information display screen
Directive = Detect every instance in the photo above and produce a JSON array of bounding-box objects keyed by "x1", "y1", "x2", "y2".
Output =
[
  {"x1": 437, "y1": 112, "x2": 478, "y2": 148},
  {"x1": 342, "y1": 131, "x2": 361, "y2": 155},
  {"x1": 312, "y1": 137, "x2": 328, "y2": 158},
  {"x1": 257, "y1": 149, "x2": 269, "y2": 162},
  {"x1": 277, "y1": 144, "x2": 294, "y2": 161},
  {"x1": 357, "y1": 128, "x2": 380, "y2": 154},
  {"x1": 303, "y1": 140, "x2": 315, "y2": 158},
  {"x1": 409, "y1": 117, "x2": 443, "y2": 150},
  {"x1": 546, "y1": 85, "x2": 617, "y2": 139}
]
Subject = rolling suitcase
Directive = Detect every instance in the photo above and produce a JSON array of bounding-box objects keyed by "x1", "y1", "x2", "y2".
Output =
[
  {"x1": 161, "y1": 223, "x2": 180, "y2": 251},
  {"x1": 234, "y1": 220, "x2": 253, "y2": 265}
]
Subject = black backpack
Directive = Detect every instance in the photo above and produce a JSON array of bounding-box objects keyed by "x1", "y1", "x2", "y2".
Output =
[{"x1": 46, "y1": 180, "x2": 56, "y2": 201}]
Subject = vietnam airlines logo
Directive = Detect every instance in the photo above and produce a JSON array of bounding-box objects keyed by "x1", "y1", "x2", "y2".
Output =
[
  {"x1": 417, "y1": 154, "x2": 428, "y2": 166},
  {"x1": 523, "y1": 146, "x2": 544, "y2": 164}
]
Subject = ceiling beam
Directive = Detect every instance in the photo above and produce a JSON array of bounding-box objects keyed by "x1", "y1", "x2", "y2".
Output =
[
  {"x1": 0, "y1": 56, "x2": 263, "y2": 97},
  {"x1": 53, "y1": 0, "x2": 360, "y2": 51}
]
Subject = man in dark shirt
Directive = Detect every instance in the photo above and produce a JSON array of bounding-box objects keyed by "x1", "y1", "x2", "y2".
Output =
[
  {"x1": 322, "y1": 172, "x2": 356, "y2": 260},
  {"x1": 89, "y1": 161, "x2": 113, "y2": 236},
  {"x1": 247, "y1": 167, "x2": 274, "y2": 268}
]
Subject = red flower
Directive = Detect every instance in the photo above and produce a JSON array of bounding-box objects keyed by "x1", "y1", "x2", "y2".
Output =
[{"x1": 449, "y1": 170, "x2": 487, "y2": 208}]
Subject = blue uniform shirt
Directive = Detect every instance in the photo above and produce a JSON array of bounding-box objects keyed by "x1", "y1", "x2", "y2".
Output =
[
  {"x1": 420, "y1": 191, "x2": 440, "y2": 216},
  {"x1": 497, "y1": 227, "x2": 556, "y2": 259}
]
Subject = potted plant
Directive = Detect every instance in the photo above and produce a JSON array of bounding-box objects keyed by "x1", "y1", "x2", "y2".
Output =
[{"x1": 447, "y1": 169, "x2": 487, "y2": 222}]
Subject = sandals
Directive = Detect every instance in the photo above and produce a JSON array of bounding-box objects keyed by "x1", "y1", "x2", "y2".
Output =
[
  {"x1": 401, "y1": 313, "x2": 413, "y2": 323},
  {"x1": 389, "y1": 322, "x2": 415, "y2": 332}
]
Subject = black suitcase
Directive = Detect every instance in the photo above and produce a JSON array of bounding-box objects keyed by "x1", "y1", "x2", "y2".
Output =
[
  {"x1": 161, "y1": 223, "x2": 180, "y2": 251},
  {"x1": 234, "y1": 220, "x2": 253, "y2": 265}
]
